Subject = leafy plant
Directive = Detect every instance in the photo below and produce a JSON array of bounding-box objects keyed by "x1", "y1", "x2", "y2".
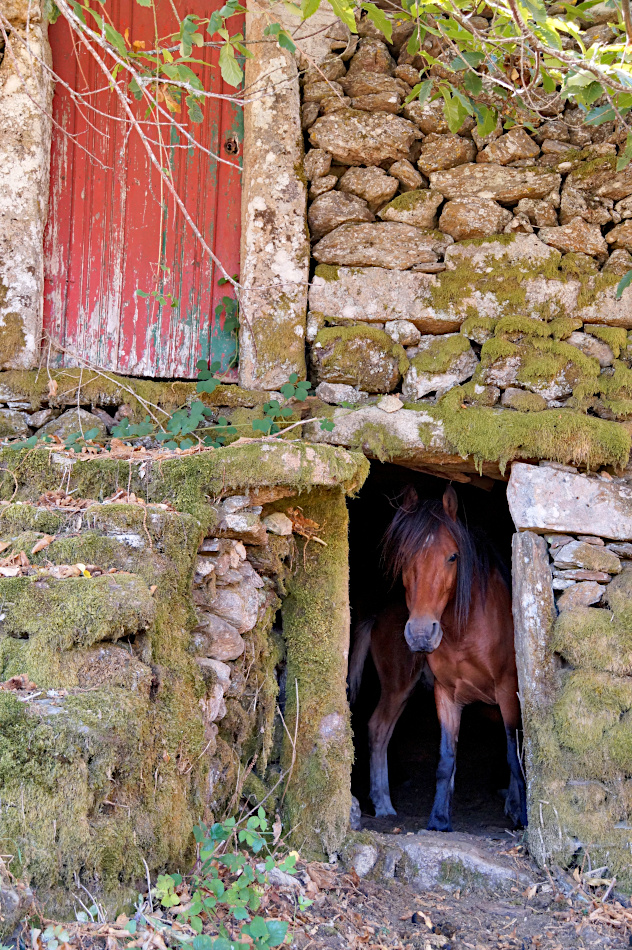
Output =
[{"x1": 153, "y1": 812, "x2": 295, "y2": 949}]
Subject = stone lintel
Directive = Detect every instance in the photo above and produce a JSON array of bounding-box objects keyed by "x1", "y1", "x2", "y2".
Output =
[
  {"x1": 239, "y1": 0, "x2": 309, "y2": 390},
  {"x1": 507, "y1": 462, "x2": 632, "y2": 540},
  {"x1": 0, "y1": 0, "x2": 53, "y2": 369},
  {"x1": 307, "y1": 404, "x2": 504, "y2": 478}
]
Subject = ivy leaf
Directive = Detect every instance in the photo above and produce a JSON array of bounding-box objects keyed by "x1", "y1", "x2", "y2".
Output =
[
  {"x1": 219, "y1": 43, "x2": 243, "y2": 86},
  {"x1": 616, "y1": 269, "x2": 632, "y2": 300},
  {"x1": 362, "y1": 2, "x2": 392, "y2": 43},
  {"x1": 186, "y1": 95, "x2": 204, "y2": 123}
]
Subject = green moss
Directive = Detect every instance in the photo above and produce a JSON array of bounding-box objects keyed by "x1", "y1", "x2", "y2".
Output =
[
  {"x1": 559, "y1": 252, "x2": 600, "y2": 279},
  {"x1": 460, "y1": 315, "x2": 497, "y2": 341},
  {"x1": 313, "y1": 325, "x2": 408, "y2": 392},
  {"x1": 0, "y1": 314, "x2": 26, "y2": 366},
  {"x1": 281, "y1": 489, "x2": 353, "y2": 858},
  {"x1": 494, "y1": 316, "x2": 551, "y2": 340},
  {"x1": 585, "y1": 325, "x2": 628, "y2": 358},
  {"x1": 410, "y1": 335, "x2": 471, "y2": 375},
  {"x1": 548, "y1": 316, "x2": 583, "y2": 340},
  {"x1": 345, "y1": 422, "x2": 409, "y2": 462},
  {"x1": 503, "y1": 389, "x2": 547, "y2": 412},
  {"x1": 314, "y1": 264, "x2": 340, "y2": 282},
  {"x1": 552, "y1": 606, "x2": 632, "y2": 676},
  {"x1": 431, "y1": 386, "x2": 631, "y2": 472}
]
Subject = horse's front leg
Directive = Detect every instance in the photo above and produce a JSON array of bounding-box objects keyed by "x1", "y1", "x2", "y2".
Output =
[{"x1": 427, "y1": 685, "x2": 462, "y2": 833}]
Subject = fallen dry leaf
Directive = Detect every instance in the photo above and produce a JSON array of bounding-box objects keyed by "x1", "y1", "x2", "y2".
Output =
[
  {"x1": 31, "y1": 534, "x2": 55, "y2": 554},
  {"x1": 0, "y1": 674, "x2": 37, "y2": 691},
  {"x1": 47, "y1": 378, "x2": 59, "y2": 399},
  {"x1": 0, "y1": 542, "x2": 10, "y2": 554}
]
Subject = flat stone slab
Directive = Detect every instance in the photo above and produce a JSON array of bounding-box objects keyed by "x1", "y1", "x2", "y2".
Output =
[
  {"x1": 507, "y1": 462, "x2": 632, "y2": 541},
  {"x1": 345, "y1": 831, "x2": 534, "y2": 892}
]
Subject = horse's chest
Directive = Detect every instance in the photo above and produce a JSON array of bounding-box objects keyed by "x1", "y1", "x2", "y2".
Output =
[{"x1": 429, "y1": 653, "x2": 497, "y2": 706}]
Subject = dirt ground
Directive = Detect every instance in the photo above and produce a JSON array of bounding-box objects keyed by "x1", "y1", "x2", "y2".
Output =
[{"x1": 288, "y1": 860, "x2": 632, "y2": 950}]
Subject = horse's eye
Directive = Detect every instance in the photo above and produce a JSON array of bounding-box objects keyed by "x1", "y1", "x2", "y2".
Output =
[{"x1": 447, "y1": 553, "x2": 458, "y2": 563}]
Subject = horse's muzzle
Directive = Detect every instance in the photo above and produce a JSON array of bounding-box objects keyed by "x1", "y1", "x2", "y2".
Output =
[{"x1": 404, "y1": 617, "x2": 442, "y2": 653}]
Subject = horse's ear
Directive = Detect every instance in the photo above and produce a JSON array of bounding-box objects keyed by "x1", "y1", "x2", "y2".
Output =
[
  {"x1": 443, "y1": 484, "x2": 458, "y2": 522},
  {"x1": 402, "y1": 485, "x2": 418, "y2": 511}
]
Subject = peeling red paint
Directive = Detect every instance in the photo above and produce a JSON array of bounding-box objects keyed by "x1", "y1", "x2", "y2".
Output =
[{"x1": 43, "y1": 0, "x2": 242, "y2": 378}]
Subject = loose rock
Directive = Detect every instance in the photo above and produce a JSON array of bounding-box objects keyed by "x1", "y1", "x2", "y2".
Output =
[
  {"x1": 308, "y1": 191, "x2": 374, "y2": 241},
  {"x1": 438, "y1": 197, "x2": 513, "y2": 241},
  {"x1": 338, "y1": 165, "x2": 399, "y2": 211},
  {"x1": 417, "y1": 133, "x2": 477, "y2": 176},
  {"x1": 553, "y1": 540, "x2": 622, "y2": 574},
  {"x1": 556, "y1": 581, "x2": 604, "y2": 610},
  {"x1": 312, "y1": 222, "x2": 452, "y2": 270},
  {"x1": 36, "y1": 407, "x2": 108, "y2": 442},
  {"x1": 538, "y1": 216, "x2": 608, "y2": 260},
  {"x1": 429, "y1": 164, "x2": 561, "y2": 204},
  {"x1": 304, "y1": 149, "x2": 332, "y2": 180},
  {"x1": 309, "y1": 109, "x2": 421, "y2": 165},
  {"x1": 388, "y1": 159, "x2": 426, "y2": 191},
  {"x1": 378, "y1": 190, "x2": 443, "y2": 229},
  {"x1": 477, "y1": 127, "x2": 540, "y2": 165}
]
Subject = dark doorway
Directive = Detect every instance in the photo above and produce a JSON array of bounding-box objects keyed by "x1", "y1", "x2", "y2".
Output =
[{"x1": 348, "y1": 462, "x2": 517, "y2": 837}]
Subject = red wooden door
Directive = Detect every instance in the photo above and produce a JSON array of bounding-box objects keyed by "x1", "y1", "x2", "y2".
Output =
[{"x1": 43, "y1": 0, "x2": 242, "y2": 378}]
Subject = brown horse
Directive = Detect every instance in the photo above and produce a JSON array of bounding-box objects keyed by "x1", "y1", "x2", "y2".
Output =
[{"x1": 349, "y1": 485, "x2": 526, "y2": 832}]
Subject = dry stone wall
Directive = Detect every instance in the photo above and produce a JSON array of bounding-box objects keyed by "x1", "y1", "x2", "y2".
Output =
[
  {"x1": 510, "y1": 462, "x2": 632, "y2": 889},
  {"x1": 300, "y1": 12, "x2": 632, "y2": 435}
]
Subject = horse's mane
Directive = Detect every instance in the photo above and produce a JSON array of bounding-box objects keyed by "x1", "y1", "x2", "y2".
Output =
[{"x1": 382, "y1": 490, "x2": 508, "y2": 633}]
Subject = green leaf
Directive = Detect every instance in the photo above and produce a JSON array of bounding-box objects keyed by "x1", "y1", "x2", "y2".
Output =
[
  {"x1": 186, "y1": 95, "x2": 204, "y2": 123},
  {"x1": 219, "y1": 43, "x2": 243, "y2": 86},
  {"x1": 266, "y1": 921, "x2": 289, "y2": 947},
  {"x1": 441, "y1": 90, "x2": 470, "y2": 133},
  {"x1": 462, "y1": 71, "x2": 483, "y2": 96},
  {"x1": 329, "y1": 0, "x2": 356, "y2": 32},
  {"x1": 83, "y1": 427, "x2": 101, "y2": 441},
  {"x1": 277, "y1": 29, "x2": 297, "y2": 52},
  {"x1": 472, "y1": 102, "x2": 497, "y2": 138},
  {"x1": 320, "y1": 419, "x2": 335, "y2": 432},
  {"x1": 246, "y1": 917, "x2": 268, "y2": 939},
  {"x1": 616, "y1": 269, "x2": 632, "y2": 300},
  {"x1": 301, "y1": 0, "x2": 321, "y2": 18},
  {"x1": 135, "y1": 0, "x2": 152, "y2": 7},
  {"x1": 404, "y1": 77, "x2": 432, "y2": 106},
  {"x1": 585, "y1": 103, "x2": 616, "y2": 125},
  {"x1": 129, "y1": 77, "x2": 143, "y2": 101},
  {"x1": 451, "y1": 50, "x2": 484, "y2": 70},
  {"x1": 104, "y1": 22, "x2": 127, "y2": 56},
  {"x1": 541, "y1": 68, "x2": 556, "y2": 93},
  {"x1": 362, "y1": 2, "x2": 392, "y2": 43}
]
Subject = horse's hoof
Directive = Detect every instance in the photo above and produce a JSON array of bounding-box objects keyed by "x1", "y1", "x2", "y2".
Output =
[
  {"x1": 427, "y1": 817, "x2": 452, "y2": 833},
  {"x1": 374, "y1": 805, "x2": 397, "y2": 818}
]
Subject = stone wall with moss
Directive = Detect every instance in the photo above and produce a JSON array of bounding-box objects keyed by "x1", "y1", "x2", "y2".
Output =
[
  {"x1": 296, "y1": 8, "x2": 632, "y2": 477},
  {"x1": 0, "y1": 442, "x2": 367, "y2": 926},
  {"x1": 510, "y1": 464, "x2": 632, "y2": 891}
]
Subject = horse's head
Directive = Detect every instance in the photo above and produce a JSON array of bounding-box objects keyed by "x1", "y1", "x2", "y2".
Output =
[{"x1": 402, "y1": 485, "x2": 460, "y2": 654}]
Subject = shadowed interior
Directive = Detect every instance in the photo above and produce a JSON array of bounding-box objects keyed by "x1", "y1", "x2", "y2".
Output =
[{"x1": 348, "y1": 462, "x2": 517, "y2": 837}]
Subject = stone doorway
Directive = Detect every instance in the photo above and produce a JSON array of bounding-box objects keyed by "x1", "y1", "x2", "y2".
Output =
[{"x1": 347, "y1": 462, "x2": 517, "y2": 838}]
